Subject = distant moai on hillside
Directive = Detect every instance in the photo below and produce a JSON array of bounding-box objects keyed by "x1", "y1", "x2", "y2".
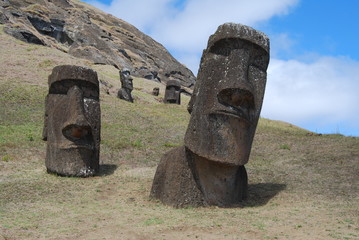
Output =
[
  {"x1": 150, "y1": 23, "x2": 270, "y2": 207},
  {"x1": 152, "y1": 87, "x2": 160, "y2": 96},
  {"x1": 117, "y1": 68, "x2": 134, "y2": 103},
  {"x1": 164, "y1": 80, "x2": 181, "y2": 104},
  {"x1": 43, "y1": 65, "x2": 101, "y2": 177}
]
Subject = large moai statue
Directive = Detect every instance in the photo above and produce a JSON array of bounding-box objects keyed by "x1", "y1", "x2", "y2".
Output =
[
  {"x1": 43, "y1": 65, "x2": 101, "y2": 177},
  {"x1": 117, "y1": 68, "x2": 134, "y2": 103},
  {"x1": 150, "y1": 23, "x2": 269, "y2": 207},
  {"x1": 164, "y1": 80, "x2": 181, "y2": 104}
]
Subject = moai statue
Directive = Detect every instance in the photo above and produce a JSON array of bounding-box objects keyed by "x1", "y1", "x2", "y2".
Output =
[
  {"x1": 164, "y1": 80, "x2": 181, "y2": 104},
  {"x1": 117, "y1": 68, "x2": 134, "y2": 103},
  {"x1": 150, "y1": 23, "x2": 269, "y2": 207},
  {"x1": 43, "y1": 65, "x2": 101, "y2": 177},
  {"x1": 152, "y1": 87, "x2": 160, "y2": 96}
]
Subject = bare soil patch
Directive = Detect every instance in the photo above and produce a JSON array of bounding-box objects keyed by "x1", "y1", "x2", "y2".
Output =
[{"x1": 1, "y1": 25, "x2": 358, "y2": 240}]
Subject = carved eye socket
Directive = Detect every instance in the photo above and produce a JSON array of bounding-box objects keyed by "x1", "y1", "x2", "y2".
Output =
[
  {"x1": 71, "y1": 127, "x2": 88, "y2": 138},
  {"x1": 218, "y1": 88, "x2": 255, "y2": 110},
  {"x1": 49, "y1": 80, "x2": 99, "y2": 100},
  {"x1": 251, "y1": 53, "x2": 269, "y2": 72},
  {"x1": 209, "y1": 38, "x2": 245, "y2": 56},
  {"x1": 63, "y1": 125, "x2": 92, "y2": 141},
  {"x1": 210, "y1": 45, "x2": 232, "y2": 56}
]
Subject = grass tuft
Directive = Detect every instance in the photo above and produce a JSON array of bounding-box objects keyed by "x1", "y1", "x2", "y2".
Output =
[{"x1": 0, "y1": 21, "x2": 358, "y2": 240}]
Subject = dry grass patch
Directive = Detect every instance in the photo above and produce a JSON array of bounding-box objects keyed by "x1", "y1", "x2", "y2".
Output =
[{"x1": 0, "y1": 25, "x2": 358, "y2": 240}]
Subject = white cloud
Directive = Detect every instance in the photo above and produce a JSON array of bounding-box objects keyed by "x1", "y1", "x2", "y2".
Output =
[
  {"x1": 85, "y1": 0, "x2": 299, "y2": 73},
  {"x1": 83, "y1": 0, "x2": 359, "y2": 136},
  {"x1": 270, "y1": 33, "x2": 297, "y2": 58},
  {"x1": 152, "y1": 0, "x2": 299, "y2": 50},
  {"x1": 262, "y1": 56, "x2": 359, "y2": 135}
]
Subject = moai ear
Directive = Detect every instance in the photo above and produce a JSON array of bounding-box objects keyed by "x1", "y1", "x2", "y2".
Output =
[
  {"x1": 187, "y1": 78, "x2": 201, "y2": 114},
  {"x1": 187, "y1": 93, "x2": 195, "y2": 114},
  {"x1": 42, "y1": 95, "x2": 48, "y2": 141}
]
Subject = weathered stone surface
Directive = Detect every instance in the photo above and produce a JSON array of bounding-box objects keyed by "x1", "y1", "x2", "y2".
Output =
[
  {"x1": 48, "y1": 0, "x2": 73, "y2": 9},
  {"x1": 185, "y1": 23, "x2": 269, "y2": 165},
  {"x1": 117, "y1": 68, "x2": 133, "y2": 103},
  {"x1": 151, "y1": 23, "x2": 269, "y2": 207},
  {"x1": 164, "y1": 80, "x2": 181, "y2": 104},
  {"x1": 27, "y1": 16, "x2": 73, "y2": 45},
  {"x1": 0, "y1": 0, "x2": 10, "y2": 8},
  {"x1": 1, "y1": 0, "x2": 196, "y2": 87},
  {"x1": 137, "y1": 66, "x2": 160, "y2": 82},
  {"x1": 43, "y1": 65, "x2": 101, "y2": 177},
  {"x1": 150, "y1": 146, "x2": 206, "y2": 208},
  {"x1": 0, "y1": 8, "x2": 8, "y2": 24},
  {"x1": 4, "y1": 26, "x2": 45, "y2": 45}
]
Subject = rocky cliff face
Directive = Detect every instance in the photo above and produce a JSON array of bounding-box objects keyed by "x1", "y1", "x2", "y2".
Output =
[{"x1": 0, "y1": 0, "x2": 196, "y2": 87}]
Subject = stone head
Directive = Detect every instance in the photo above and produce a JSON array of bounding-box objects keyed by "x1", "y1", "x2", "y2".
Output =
[
  {"x1": 120, "y1": 68, "x2": 133, "y2": 90},
  {"x1": 164, "y1": 80, "x2": 181, "y2": 104},
  {"x1": 152, "y1": 87, "x2": 160, "y2": 96},
  {"x1": 185, "y1": 23, "x2": 269, "y2": 166},
  {"x1": 43, "y1": 65, "x2": 101, "y2": 177}
]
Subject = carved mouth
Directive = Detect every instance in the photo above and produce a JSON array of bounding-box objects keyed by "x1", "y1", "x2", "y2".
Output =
[
  {"x1": 59, "y1": 142, "x2": 94, "y2": 150},
  {"x1": 215, "y1": 107, "x2": 251, "y2": 123}
]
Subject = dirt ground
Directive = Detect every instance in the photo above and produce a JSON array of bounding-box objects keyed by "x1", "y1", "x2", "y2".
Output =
[
  {"x1": 1, "y1": 143, "x2": 358, "y2": 240},
  {"x1": 0, "y1": 25, "x2": 358, "y2": 240}
]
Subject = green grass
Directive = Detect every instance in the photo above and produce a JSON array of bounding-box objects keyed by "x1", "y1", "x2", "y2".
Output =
[
  {"x1": 0, "y1": 21, "x2": 358, "y2": 240},
  {"x1": 143, "y1": 217, "x2": 164, "y2": 226},
  {"x1": 0, "y1": 82, "x2": 46, "y2": 124},
  {"x1": 279, "y1": 144, "x2": 290, "y2": 150}
]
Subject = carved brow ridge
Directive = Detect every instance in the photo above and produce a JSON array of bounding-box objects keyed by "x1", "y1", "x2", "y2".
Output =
[
  {"x1": 209, "y1": 38, "x2": 265, "y2": 56},
  {"x1": 49, "y1": 79, "x2": 99, "y2": 98}
]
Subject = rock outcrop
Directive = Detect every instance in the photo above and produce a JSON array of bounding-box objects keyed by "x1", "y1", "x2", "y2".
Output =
[{"x1": 0, "y1": 0, "x2": 196, "y2": 87}]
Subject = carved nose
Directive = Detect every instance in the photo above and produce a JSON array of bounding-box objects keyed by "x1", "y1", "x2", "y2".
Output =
[
  {"x1": 217, "y1": 88, "x2": 255, "y2": 122},
  {"x1": 62, "y1": 86, "x2": 92, "y2": 140}
]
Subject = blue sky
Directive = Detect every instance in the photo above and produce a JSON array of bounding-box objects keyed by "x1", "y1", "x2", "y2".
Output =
[{"x1": 83, "y1": 0, "x2": 359, "y2": 136}]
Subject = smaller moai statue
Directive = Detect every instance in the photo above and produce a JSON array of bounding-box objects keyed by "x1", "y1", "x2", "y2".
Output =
[
  {"x1": 43, "y1": 65, "x2": 101, "y2": 177},
  {"x1": 152, "y1": 87, "x2": 160, "y2": 96},
  {"x1": 164, "y1": 80, "x2": 181, "y2": 104},
  {"x1": 117, "y1": 68, "x2": 134, "y2": 102}
]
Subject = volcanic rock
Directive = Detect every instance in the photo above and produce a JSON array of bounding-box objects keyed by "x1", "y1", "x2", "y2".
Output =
[{"x1": 1, "y1": 0, "x2": 196, "y2": 87}]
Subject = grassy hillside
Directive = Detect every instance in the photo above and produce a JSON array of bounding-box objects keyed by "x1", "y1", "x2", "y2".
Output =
[{"x1": 0, "y1": 25, "x2": 358, "y2": 240}]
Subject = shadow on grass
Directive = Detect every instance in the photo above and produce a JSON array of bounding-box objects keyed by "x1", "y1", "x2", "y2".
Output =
[
  {"x1": 240, "y1": 183, "x2": 286, "y2": 208},
  {"x1": 98, "y1": 164, "x2": 118, "y2": 176}
]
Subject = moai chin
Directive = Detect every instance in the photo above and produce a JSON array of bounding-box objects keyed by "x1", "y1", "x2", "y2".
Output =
[
  {"x1": 150, "y1": 23, "x2": 270, "y2": 207},
  {"x1": 117, "y1": 68, "x2": 134, "y2": 103},
  {"x1": 164, "y1": 80, "x2": 181, "y2": 104},
  {"x1": 43, "y1": 65, "x2": 101, "y2": 177}
]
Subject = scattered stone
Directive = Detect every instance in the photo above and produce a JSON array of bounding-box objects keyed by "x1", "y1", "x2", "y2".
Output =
[
  {"x1": 137, "y1": 66, "x2": 160, "y2": 82},
  {"x1": 43, "y1": 65, "x2": 101, "y2": 177},
  {"x1": 117, "y1": 68, "x2": 134, "y2": 103},
  {"x1": 27, "y1": 16, "x2": 74, "y2": 45},
  {"x1": 164, "y1": 80, "x2": 181, "y2": 104},
  {"x1": 0, "y1": 9, "x2": 9, "y2": 24},
  {"x1": 150, "y1": 23, "x2": 270, "y2": 207},
  {"x1": 306, "y1": 132, "x2": 322, "y2": 136},
  {"x1": 4, "y1": 26, "x2": 45, "y2": 45},
  {"x1": 48, "y1": 0, "x2": 73, "y2": 8},
  {"x1": 1, "y1": 0, "x2": 196, "y2": 86}
]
